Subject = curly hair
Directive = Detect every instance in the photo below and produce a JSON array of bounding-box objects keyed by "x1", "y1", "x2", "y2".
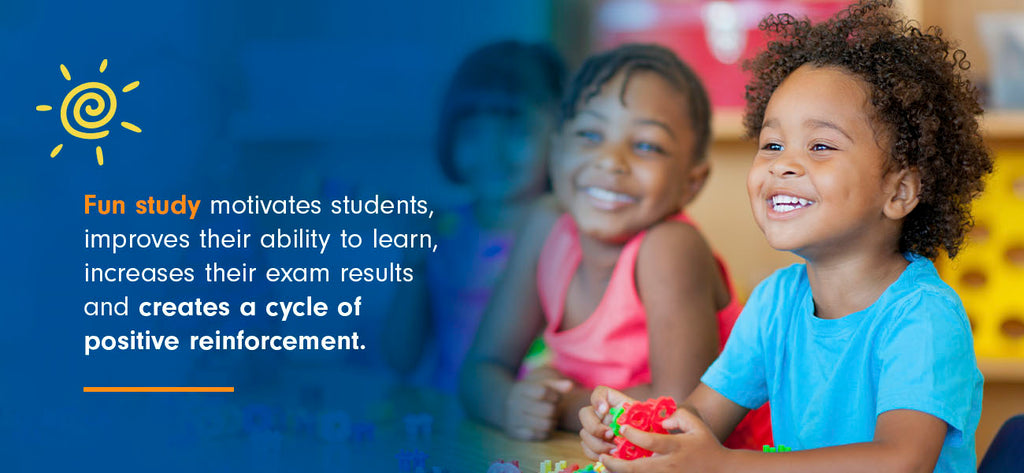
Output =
[
  {"x1": 744, "y1": 0, "x2": 992, "y2": 259},
  {"x1": 559, "y1": 43, "x2": 712, "y2": 162}
]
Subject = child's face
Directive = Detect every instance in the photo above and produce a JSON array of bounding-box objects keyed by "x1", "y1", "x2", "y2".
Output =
[
  {"x1": 747, "y1": 65, "x2": 897, "y2": 259},
  {"x1": 452, "y1": 107, "x2": 552, "y2": 204},
  {"x1": 551, "y1": 70, "x2": 706, "y2": 243}
]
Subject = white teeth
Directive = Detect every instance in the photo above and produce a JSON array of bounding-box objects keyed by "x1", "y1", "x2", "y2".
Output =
[
  {"x1": 585, "y1": 187, "x2": 636, "y2": 203},
  {"x1": 770, "y1": 194, "x2": 813, "y2": 213},
  {"x1": 771, "y1": 194, "x2": 811, "y2": 205}
]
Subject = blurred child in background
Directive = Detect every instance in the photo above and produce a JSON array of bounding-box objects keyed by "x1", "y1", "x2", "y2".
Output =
[{"x1": 383, "y1": 40, "x2": 566, "y2": 391}]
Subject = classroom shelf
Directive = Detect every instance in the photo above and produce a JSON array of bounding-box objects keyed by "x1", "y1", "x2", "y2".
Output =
[
  {"x1": 979, "y1": 357, "x2": 1024, "y2": 383},
  {"x1": 712, "y1": 108, "x2": 1024, "y2": 144},
  {"x1": 711, "y1": 108, "x2": 748, "y2": 143},
  {"x1": 980, "y1": 110, "x2": 1024, "y2": 142}
]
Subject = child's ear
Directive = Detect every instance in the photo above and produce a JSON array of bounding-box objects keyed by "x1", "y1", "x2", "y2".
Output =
[
  {"x1": 683, "y1": 161, "x2": 711, "y2": 204},
  {"x1": 883, "y1": 167, "x2": 921, "y2": 220}
]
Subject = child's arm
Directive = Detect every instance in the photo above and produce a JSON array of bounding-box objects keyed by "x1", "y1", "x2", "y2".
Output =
[
  {"x1": 558, "y1": 221, "x2": 725, "y2": 432},
  {"x1": 634, "y1": 221, "x2": 723, "y2": 402},
  {"x1": 459, "y1": 197, "x2": 569, "y2": 440}
]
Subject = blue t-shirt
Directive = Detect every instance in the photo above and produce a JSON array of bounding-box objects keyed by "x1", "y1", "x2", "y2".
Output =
[{"x1": 702, "y1": 255, "x2": 983, "y2": 473}]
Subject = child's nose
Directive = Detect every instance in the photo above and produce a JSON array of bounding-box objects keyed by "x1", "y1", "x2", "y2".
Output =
[
  {"x1": 768, "y1": 152, "x2": 804, "y2": 177},
  {"x1": 594, "y1": 148, "x2": 629, "y2": 174}
]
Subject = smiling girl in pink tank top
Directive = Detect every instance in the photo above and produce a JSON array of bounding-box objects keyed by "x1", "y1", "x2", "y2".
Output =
[{"x1": 460, "y1": 44, "x2": 770, "y2": 449}]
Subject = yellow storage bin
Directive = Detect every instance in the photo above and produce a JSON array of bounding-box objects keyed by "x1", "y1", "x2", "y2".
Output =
[{"x1": 938, "y1": 152, "x2": 1024, "y2": 358}]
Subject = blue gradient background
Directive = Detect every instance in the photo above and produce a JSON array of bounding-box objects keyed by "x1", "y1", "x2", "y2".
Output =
[{"x1": 1, "y1": 0, "x2": 557, "y2": 470}]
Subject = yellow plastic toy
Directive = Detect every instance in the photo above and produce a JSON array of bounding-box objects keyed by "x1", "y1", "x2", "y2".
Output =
[{"x1": 937, "y1": 151, "x2": 1024, "y2": 358}]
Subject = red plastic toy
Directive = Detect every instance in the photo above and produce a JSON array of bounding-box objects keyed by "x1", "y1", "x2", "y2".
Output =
[{"x1": 609, "y1": 396, "x2": 677, "y2": 460}]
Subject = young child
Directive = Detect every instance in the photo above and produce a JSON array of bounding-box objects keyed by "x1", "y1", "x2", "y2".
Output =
[
  {"x1": 579, "y1": 1, "x2": 992, "y2": 472},
  {"x1": 383, "y1": 41, "x2": 565, "y2": 390},
  {"x1": 460, "y1": 44, "x2": 770, "y2": 449}
]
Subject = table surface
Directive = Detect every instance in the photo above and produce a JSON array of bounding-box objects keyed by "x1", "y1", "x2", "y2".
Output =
[
  {"x1": 368, "y1": 385, "x2": 594, "y2": 473},
  {"x1": 175, "y1": 368, "x2": 595, "y2": 473}
]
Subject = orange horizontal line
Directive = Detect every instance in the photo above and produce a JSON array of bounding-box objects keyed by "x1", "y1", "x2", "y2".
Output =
[{"x1": 83, "y1": 386, "x2": 234, "y2": 393}]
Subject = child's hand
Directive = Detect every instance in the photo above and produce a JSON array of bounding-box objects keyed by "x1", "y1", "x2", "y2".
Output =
[
  {"x1": 598, "y1": 407, "x2": 728, "y2": 473},
  {"x1": 504, "y1": 377, "x2": 573, "y2": 440},
  {"x1": 579, "y1": 386, "x2": 637, "y2": 459}
]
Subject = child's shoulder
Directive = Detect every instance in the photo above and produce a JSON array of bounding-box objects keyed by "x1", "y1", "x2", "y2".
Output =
[
  {"x1": 643, "y1": 216, "x2": 708, "y2": 247},
  {"x1": 751, "y1": 262, "x2": 811, "y2": 298},
  {"x1": 524, "y1": 194, "x2": 563, "y2": 238},
  {"x1": 635, "y1": 217, "x2": 724, "y2": 296},
  {"x1": 889, "y1": 254, "x2": 956, "y2": 298},
  {"x1": 638, "y1": 217, "x2": 716, "y2": 267},
  {"x1": 511, "y1": 194, "x2": 564, "y2": 259},
  {"x1": 879, "y1": 255, "x2": 966, "y2": 326}
]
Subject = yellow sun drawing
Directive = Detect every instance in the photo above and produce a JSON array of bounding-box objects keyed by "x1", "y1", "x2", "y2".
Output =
[{"x1": 36, "y1": 59, "x2": 141, "y2": 166}]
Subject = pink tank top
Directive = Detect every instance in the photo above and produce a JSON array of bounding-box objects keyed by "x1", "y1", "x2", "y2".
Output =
[
  {"x1": 536, "y1": 213, "x2": 772, "y2": 450},
  {"x1": 537, "y1": 213, "x2": 740, "y2": 389}
]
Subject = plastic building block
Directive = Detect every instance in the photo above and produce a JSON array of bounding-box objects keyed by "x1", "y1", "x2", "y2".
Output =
[
  {"x1": 317, "y1": 410, "x2": 351, "y2": 443},
  {"x1": 397, "y1": 452, "x2": 412, "y2": 472},
  {"x1": 609, "y1": 396, "x2": 677, "y2": 460},
  {"x1": 396, "y1": 449, "x2": 428, "y2": 472},
  {"x1": 486, "y1": 459, "x2": 521, "y2": 473},
  {"x1": 539, "y1": 460, "x2": 571, "y2": 473},
  {"x1": 762, "y1": 444, "x2": 792, "y2": 452},
  {"x1": 412, "y1": 450, "x2": 428, "y2": 468},
  {"x1": 937, "y1": 151, "x2": 1024, "y2": 358},
  {"x1": 403, "y1": 413, "x2": 433, "y2": 440},
  {"x1": 609, "y1": 406, "x2": 625, "y2": 436},
  {"x1": 351, "y1": 421, "x2": 374, "y2": 441}
]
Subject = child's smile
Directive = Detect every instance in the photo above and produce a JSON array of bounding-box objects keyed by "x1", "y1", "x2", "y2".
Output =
[
  {"x1": 748, "y1": 65, "x2": 898, "y2": 260},
  {"x1": 767, "y1": 193, "x2": 815, "y2": 218},
  {"x1": 580, "y1": 185, "x2": 639, "y2": 211}
]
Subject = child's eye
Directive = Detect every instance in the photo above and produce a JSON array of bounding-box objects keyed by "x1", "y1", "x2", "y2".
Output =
[
  {"x1": 633, "y1": 141, "x2": 665, "y2": 155},
  {"x1": 761, "y1": 142, "x2": 783, "y2": 151},
  {"x1": 575, "y1": 130, "x2": 602, "y2": 143},
  {"x1": 811, "y1": 143, "x2": 836, "y2": 151}
]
